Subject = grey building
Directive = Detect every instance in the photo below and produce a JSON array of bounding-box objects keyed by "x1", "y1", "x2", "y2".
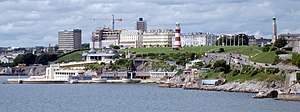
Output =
[
  {"x1": 248, "y1": 35, "x2": 256, "y2": 46},
  {"x1": 58, "y1": 29, "x2": 82, "y2": 51},
  {"x1": 256, "y1": 37, "x2": 271, "y2": 46},
  {"x1": 278, "y1": 33, "x2": 300, "y2": 53},
  {"x1": 135, "y1": 18, "x2": 147, "y2": 32},
  {"x1": 278, "y1": 33, "x2": 300, "y2": 47},
  {"x1": 91, "y1": 28, "x2": 121, "y2": 49}
]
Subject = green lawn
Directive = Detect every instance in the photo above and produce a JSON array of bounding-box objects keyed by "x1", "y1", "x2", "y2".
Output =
[
  {"x1": 225, "y1": 73, "x2": 285, "y2": 82},
  {"x1": 57, "y1": 50, "x2": 88, "y2": 62},
  {"x1": 128, "y1": 46, "x2": 280, "y2": 64},
  {"x1": 127, "y1": 46, "x2": 261, "y2": 56},
  {"x1": 250, "y1": 51, "x2": 277, "y2": 64},
  {"x1": 223, "y1": 46, "x2": 261, "y2": 57},
  {"x1": 58, "y1": 46, "x2": 278, "y2": 64}
]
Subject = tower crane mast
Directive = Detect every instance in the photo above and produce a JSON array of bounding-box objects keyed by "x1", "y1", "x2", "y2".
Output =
[{"x1": 93, "y1": 14, "x2": 122, "y2": 30}]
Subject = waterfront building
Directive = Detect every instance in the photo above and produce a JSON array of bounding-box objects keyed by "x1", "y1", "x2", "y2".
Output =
[
  {"x1": 119, "y1": 30, "x2": 143, "y2": 48},
  {"x1": 143, "y1": 29, "x2": 174, "y2": 47},
  {"x1": 90, "y1": 27, "x2": 121, "y2": 49},
  {"x1": 54, "y1": 70, "x2": 85, "y2": 79},
  {"x1": 180, "y1": 32, "x2": 217, "y2": 46},
  {"x1": 135, "y1": 18, "x2": 147, "y2": 32},
  {"x1": 58, "y1": 29, "x2": 82, "y2": 51},
  {"x1": 45, "y1": 64, "x2": 90, "y2": 80},
  {"x1": 134, "y1": 71, "x2": 177, "y2": 80}
]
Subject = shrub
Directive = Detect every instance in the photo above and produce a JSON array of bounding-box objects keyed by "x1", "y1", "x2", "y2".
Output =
[
  {"x1": 232, "y1": 69, "x2": 240, "y2": 76},
  {"x1": 215, "y1": 67, "x2": 225, "y2": 72},
  {"x1": 261, "y1": 46, "x2": 270, "y2": 52},
  {"x1": 292, "y1": 53, "x2": 300, "y2": 67},
  {"x1": 297, "y1": 73, "x2": 300, "y2": 81},
  {"x1": 136, "y1": 54, "x2": 142, "y2": 57},
  {"x1": 283, "y1": 47, "x2": 293, "y2": 51},
  {"x1": 218, "y1": 48, "x2": 225, "y2": 53},
  {"x1": 270, "y1": 47, "x2": 277, "y2": 51},
  {"x1": 147, "y1": 53, "x2": 155, "y2": 56},
  {"x1": 275, "y1": 50, "x2": 288, "y2": 55},
  {"x1": 250, "y1": 69, "x2": 258, "y2": 76},
  {"x1": 204, "y1": 64, "x2": 212, "y2": 68},
  {"x1": 141, "y1": 54, "x2": 148, "y2": 58}
]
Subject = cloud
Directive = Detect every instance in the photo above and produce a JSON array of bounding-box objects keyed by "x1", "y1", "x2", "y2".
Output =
[
  {"x1": 0, "y1": 23, "x2": 14, "y2": 33},
  {"x1": 0, "y1": 0, "x2": 300, "y2": 47},
  {"x1": 24, "y1": 12, "x2": 41, "y2": 20}
]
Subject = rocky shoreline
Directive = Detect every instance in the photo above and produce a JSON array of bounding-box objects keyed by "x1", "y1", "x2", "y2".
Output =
[
  {"x1": 199, "y1": 81, "x2": 284, "y2": 93},
  {"x1": 0, "y1": 65, "x2": 47, "y2": 76}
]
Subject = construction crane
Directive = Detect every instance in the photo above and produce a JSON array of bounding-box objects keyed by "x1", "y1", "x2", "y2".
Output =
[{"x1": 93, "y1": 14, "x2": 122, "y2": 30}]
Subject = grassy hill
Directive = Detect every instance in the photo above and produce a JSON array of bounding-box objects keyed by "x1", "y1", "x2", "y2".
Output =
[
  {"x1": 57, "y1": 49, "x2": 88, "y2": 62},
  {"x1": 57, "y1": 46, "x2": 278, "y2": 64},
  {"x1": 128, "y1": 46, "x2": 280, "y2": 64},
  {"x1": 250, "y1": 51, "x2": 277, "y2": 64},
  {"x1": 128, "y1": 46, "x2": 260, "y2": 56}
]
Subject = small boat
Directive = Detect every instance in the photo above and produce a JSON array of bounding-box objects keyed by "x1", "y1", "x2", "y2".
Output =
[
  {"x1": 92, "y1": 77, "x2": 107, "y2": 83},
  {"x1": 121, "y1": 78, "x2": 141, "y2": 83}
]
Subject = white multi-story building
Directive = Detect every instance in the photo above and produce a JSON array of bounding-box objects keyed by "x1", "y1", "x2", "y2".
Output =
[
  {"x1": 119, "y1": 30, "x2": 143, "y2": 48},
  {"x1": 143, "y1": 29, "x2": 174, "y2": 47},
  {"x1": 58, "y1": 29, "x2": 82, "y2": 51},
  {"x1": 90, "y1": 28, "x2": 121, "y2": 49},
  {"x1": 180, "y1": 32, "x2": 217, "y2": 46}
]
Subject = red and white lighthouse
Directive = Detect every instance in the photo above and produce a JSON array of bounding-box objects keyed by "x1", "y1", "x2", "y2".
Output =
[{"x1": 173, "y1": 22, "x2": 182, "y2": 50}]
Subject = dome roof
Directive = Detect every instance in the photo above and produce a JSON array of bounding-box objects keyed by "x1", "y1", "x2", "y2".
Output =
[
  {"x1": 88, "y1": 49, "x2": 96, "y2": 54},
  {"x1": 82, "y1": 53, "x2": 88, "y2": 57},
  {"x1": 108, "y1": 50, "x2": 118, "y2": 54}
]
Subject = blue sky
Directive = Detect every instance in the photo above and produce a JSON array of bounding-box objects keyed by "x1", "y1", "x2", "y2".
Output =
[{"x1": 0, "y1": 0, "x2": 300, "y2": 47}]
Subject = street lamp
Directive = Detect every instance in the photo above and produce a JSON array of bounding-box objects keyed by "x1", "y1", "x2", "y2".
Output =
[{"x1": 229, "y1": 53, "x2": 232, "y2": 66}]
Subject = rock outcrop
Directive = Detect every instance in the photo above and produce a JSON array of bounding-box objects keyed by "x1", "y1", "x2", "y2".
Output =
[
  {"x1": 13, "y1": 65, "x2": 47, "y2": 76},
  {"x1": 200, "y1": 81, "x2": 284, "y2": 93}
]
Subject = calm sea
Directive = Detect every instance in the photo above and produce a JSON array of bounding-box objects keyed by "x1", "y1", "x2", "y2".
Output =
[{"x1": 0, "y1": 76, "x2": 299, "y2": 112}]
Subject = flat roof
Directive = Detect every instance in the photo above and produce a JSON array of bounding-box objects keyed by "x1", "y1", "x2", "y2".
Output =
[{"x1": 86, "y1": 53, "x2": 115, "y2": 57}]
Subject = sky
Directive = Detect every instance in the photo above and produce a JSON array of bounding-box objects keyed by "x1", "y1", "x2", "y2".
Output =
[{"x1": 0, "y1": 0, "x2": 300, "y2": 47}]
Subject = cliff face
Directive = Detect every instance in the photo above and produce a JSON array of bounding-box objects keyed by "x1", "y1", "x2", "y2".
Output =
[{"x1": 12, "y1": 65, "x2": 47, "y2": 76}]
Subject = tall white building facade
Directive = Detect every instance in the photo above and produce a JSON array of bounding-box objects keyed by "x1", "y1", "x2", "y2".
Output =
[
  {"x1": 143, "y1": 29, "x2": 174, "y2": 47},
  {"x1": 180, "y1": 32, "x2": 217, "y2": 46},
  {"x1": 58, "y1": 29, "x2": 82, "y2": 51},
  {"x1": 119, "y1": 30, "x2": 143, "y2": 48}
]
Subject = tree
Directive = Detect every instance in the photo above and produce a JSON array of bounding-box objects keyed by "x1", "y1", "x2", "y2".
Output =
[
  {"x1": 212, "y1": 60, "x2": 231, "y2": 73},
  {"x1": 35, "y1": 53, "x2": 50, "y2": 65},
  {"x1": 109, "y1": 44, "x2": 120, "y2": 49},
  {"x1": 274, "y1": 37, "x2": 287, "y2": 48},
  {"x1": 13, "y1": 54, "x2": 25, "y2": 66},
  {"x1": 81, "y1": 43, "x2": 90, "y2": 49},
  {"x1": 49, "y1": 54, "x2": 58, "y2": 61},
  {"x1": 114, "y1": 59, "x2": 133, "y2": 71},
  {"x1": 23, "y1": 53, "x2": 36, "y2": 65}
]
